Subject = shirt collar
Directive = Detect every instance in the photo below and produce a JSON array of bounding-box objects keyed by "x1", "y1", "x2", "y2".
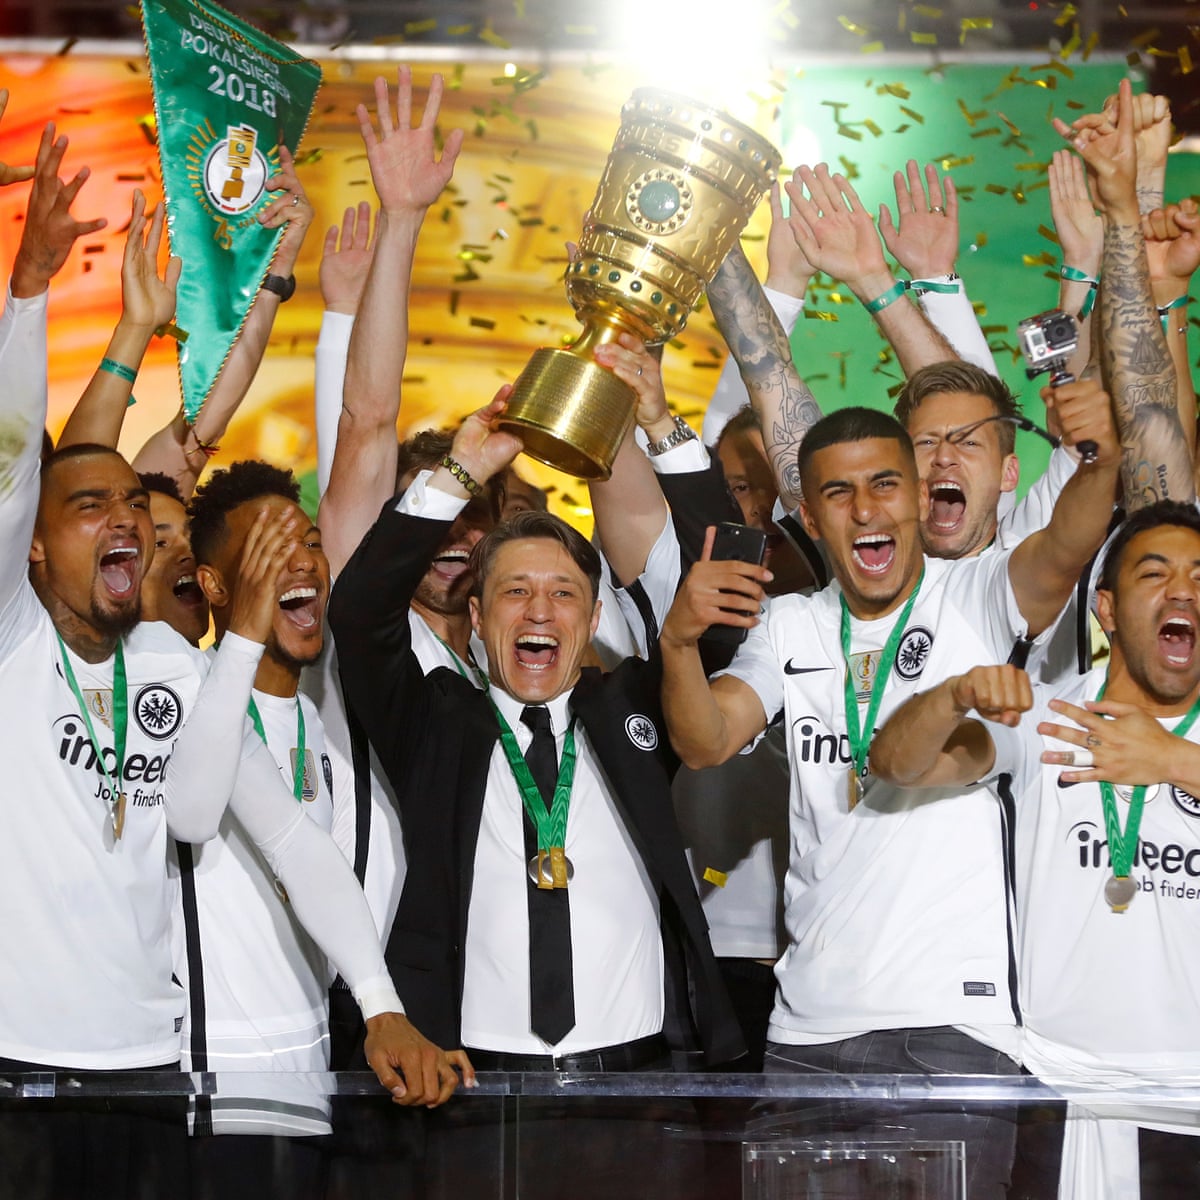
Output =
[{"x1": 490, "y1": 685, "x2": 573, "y2": 738}]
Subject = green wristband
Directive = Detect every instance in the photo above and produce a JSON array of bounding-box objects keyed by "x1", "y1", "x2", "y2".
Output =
[
  {"x1": 1159, "y1": 293, "x2": 1190, "y2": 333},
  {"x1": 864, "y1": 280, "x2": 907, "y2": 314},
  {"x1": 99, "y1": 357, "x2": 137, "y2": 385}
]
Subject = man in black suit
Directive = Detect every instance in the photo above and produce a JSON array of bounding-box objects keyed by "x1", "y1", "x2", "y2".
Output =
[
  {"x1": 330, "y1": 393, "x2": 743, "y2": 1072},
  {"x1": 329, "y1": 392, "x2": 743, "y2": 1197}
]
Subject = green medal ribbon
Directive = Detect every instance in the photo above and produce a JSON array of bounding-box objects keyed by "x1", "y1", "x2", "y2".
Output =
[
  {"x1": 489, "y1": 704, "x2": 577, "y2": 853},
  {"x1": 141, "y1": 0, "x2": 321, "y2": 421},
  {"x1": 839, "y1": 571, "x2": 925, "y2": 781},
  {"x1": 1095, "y1": 676, "x2": 1200, "y2": 881},
  {"x1": 247, "y1": 695, "x2": 306, "y2": 802},
  {"x1": 56, "y1": 635, "x2": 128, "y2": 832}
]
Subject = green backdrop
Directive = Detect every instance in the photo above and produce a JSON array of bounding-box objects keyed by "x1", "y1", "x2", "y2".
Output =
[{"x1": 777, "y1": 61, "x2": 1199, "y2": 492}]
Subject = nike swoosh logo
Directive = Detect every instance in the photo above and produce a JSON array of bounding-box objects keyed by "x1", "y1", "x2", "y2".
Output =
[{"x1": 784, "y1": 660, "x2": 834, "y2": 676}]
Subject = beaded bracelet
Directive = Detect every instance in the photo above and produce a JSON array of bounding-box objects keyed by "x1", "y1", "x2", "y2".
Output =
[
  {"x1": 1059, "y1": 266, "x2": 1100, "y2": 319},
  {"x1": 440, "y1": 454, "x2": 483, "y2": 496}
]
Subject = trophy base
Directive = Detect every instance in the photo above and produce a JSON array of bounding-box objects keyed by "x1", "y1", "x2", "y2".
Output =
[{"x1": 499, "y1": 347, "x2": 636, "y2": 480}]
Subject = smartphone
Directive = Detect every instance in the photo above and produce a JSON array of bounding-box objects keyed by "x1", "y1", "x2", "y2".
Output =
[{"x1": 701, "y1": 522, "x2": 768, "y2": 647}]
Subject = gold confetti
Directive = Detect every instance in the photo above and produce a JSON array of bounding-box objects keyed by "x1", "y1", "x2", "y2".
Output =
[
  {"x1": 861, "y1": 41, "x2": 885, "y2": 54},
  {"x1": 446, "y1": 24, "x2": 472, "y2": 37},
  {"x1": 1037, "y1": 223, "x2": 1061, "y2": 245},
  {"x1": 1066, "y1": 100, "x2": 1086, "y2": 110},
  {"x1": 1181, "y1": 45, "x2": 1194, "y2": 75},
  {"x1": 137, "y1": 114, "x2": 158, "y2": 146},
  {"x1": 958, "y1": 99, "x2": 987, "y2": 127},
  {"x1": 838, "y1": 155, "x2": 860, "y2": 179},
  {"x1": 478, "y1": 22, "x2": 512, "y2": 48},
  {"x1": 960, "y1": 17, "x2": 993, "y2": 32},
  {"x1": 1061, "y1": 31, "x2": 1082, "y2": 60},
  {"x1": 938, "y1": 154, "x2": 975, "y2": 170},
  {"x1": 899, "y1": 105, "x2": 924, "y2": 124},
  {"x1": 469, "y1": 316, "x2": 496, "y2": 330},
  {"x1": 997, "y1": 112, "x2": 1022, "y2": 136},
  {"x1": 56, "y1": 37, "x2": 78, "y2": 55},
  {"x1": 913, "y1": 4, "x2": 943, "y2": 16},
  {"x1": 804, "y1": 310, "x2": 840, "y2": 321},
  {"x1": 863, "y1": 119, "x2": 883, "y2": 137},
  {"x1": 404, "y1": 17, "x2": 436, "y2": 34},
  {"x1": 837, "y1": 125, "x2": 864, "y2": 141},
  {"x1": 1131, "y1": 27, "x2": 1160, "y2": 48},
  {"x1": 1053, "y1": 3, "x2": 1078, "y2": 26},
  {"x1": 293, "y1": 148, "x2": 323, "y2": 166},
  {"x1": 974, "y1": 233, "x2": 988, "y2": 249},
  {"x1": 969, "y1": 128, "x2": 1002, "y2": 139},
  {"x1": 911, "y1": 32, "x2": 938, "y2": 46},
  {"x1": 1083, "y1": 32, "x2": 1099, "y2": 60},
  {"x1": 838, "y1": 16, "x2": 870, "y2": 36},
  {"x1": 985, "y1": 183, "x2": 1008, "y2": 195},
  {"x1": 876, "y1": 82, "x2": 912, "y2": 99}
]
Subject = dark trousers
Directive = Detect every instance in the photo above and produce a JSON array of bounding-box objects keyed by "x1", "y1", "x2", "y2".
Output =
[
  {"x1": 0, "y1": 1057, "x2": 188, "y2": 1200},
  {"x1": 761, "y1": 1027, "x2": 1021, "y2": 1200}
]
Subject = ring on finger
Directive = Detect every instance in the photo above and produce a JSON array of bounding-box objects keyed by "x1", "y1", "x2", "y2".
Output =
[
  {"x1": 636, "y1": 366, "x2": 643, "y2": 377},
  {"x1": 291, "y1": 194, "x2": 300, "y2": 207},
  {"x1": 930, "y1": 206, "x2": 945, "y2": 215}
]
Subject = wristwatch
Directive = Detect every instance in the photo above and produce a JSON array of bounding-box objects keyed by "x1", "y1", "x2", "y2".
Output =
[
  {"x1": 645, "y1": 415, "x2": 697, "y2": 457},
  {"x1": 260, "y1": 273, "x2": 296, "y2": 302}
]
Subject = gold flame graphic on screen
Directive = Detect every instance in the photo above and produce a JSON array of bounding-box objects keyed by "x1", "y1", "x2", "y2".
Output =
[{"x1": 221, "y1": 125, "x2": 258, "y2": 201}]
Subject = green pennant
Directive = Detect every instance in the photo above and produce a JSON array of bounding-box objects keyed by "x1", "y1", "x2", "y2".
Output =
[{"x1": 141, "y1": 0, "x2": 321, "y2": 421}]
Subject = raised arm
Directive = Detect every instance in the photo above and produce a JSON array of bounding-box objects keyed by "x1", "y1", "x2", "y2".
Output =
[
  {"x1": 786, "y1": 163, "x2": 958, "y2": 376},
  {"x1": 318, "y1": 67, "x2": 463, "y2": 577},
  {"x1": 132, "y1": 144, "x2": 314, "y2": 496},
  {"x1": 1047, "y1": 149, "x2": 1103, "y2": 380},
  {"x1": 1142, "y1": 200, "x2": 1199, "y2": 465},
  {"x1": 57, "y1": 190, "x2": 180, "y2": 449},
  {"x1": 878, "y1": 159, "x2": 998, "y2": 374},
  {"x1": 659, "y1": 529, "x2": 771, "y2": 768},
  {"x1": 1057, "y1": 79, "x2": 1193, "y2": 507},
  {"x1": 701, "y1": 182, "x2": 811, "y2": 446},
  {"x1": 1007, "y1": 376, "x2": 1121, "y2": 636},
  {"x1": 706, "y1": 235, "x2": 821, "y2": 512},
  {"x1": 869, "y1": 665, "x2": 1030, "y2": 789},
  {"x1": 314, "y1": 201, "x2": 376, "y2": 497}
]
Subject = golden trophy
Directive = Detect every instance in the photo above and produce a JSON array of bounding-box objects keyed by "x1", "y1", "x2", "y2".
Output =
[{"x1": 499, "y1": 89, "x2": 781, "y2": 479}]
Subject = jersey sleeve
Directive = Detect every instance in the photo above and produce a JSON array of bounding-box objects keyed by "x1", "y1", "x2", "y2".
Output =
[
  {"x1": 314, "y1": 310, "x2": 354, "y2": 497},
  {"x1": 916, "y1": 281, "x2": 1000, "y2": 376},
  {"x1": 947, "y1": 547, "x2": 1055, "y2": 661},
  {"x1": 162, "y1": 633, "x2": 264, "y2": 843},
  {"x1": 227, "y1": 736, "x2": 402, "y2": 1018},
  {"x1": 0, "y1": 288, "x2": 49, "y2": 645},
  {"x1": 997, "y1": 444, "x2": 1078, "y2": 550}
]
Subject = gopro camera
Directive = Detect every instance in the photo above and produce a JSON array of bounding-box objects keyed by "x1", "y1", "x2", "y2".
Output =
[{"x1": 1017, "y1": 309, "x2": 1079, "y2": 379}]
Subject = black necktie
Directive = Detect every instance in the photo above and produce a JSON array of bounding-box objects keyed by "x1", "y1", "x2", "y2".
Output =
[{"x1": 520, "y1": 704, "x2": 575, "y2": 1045}]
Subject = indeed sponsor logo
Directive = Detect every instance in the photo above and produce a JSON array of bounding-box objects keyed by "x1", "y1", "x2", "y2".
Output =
[
  {"x1": 53, "y1": 715, "x2": 171, "y2": 785},
  {"x1": 792, "y1": 715, "x2": 853, "y2": 766},
  {"x1": 1069, "y1": 820, "x2": 1200, "y2": 899}
]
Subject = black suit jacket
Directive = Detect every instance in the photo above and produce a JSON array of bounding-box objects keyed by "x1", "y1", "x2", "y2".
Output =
[{"x1": 330, "y1": 495, "x2": 745, "y2": 1066}]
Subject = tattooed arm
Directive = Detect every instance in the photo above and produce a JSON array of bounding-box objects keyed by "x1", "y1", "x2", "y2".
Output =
[
  {"x1": 1057, "y1": 79, "x2": 1192, "y2": 508},
  {"x1": 706, "y1": 241, "x2": 822, "y2": 511}
]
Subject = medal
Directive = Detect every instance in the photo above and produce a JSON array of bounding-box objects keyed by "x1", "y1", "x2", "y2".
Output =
[
  {"x1": 847, "y1": 767, "x2": 863, "y2": 812},
  {"x1": 57, "y1": 635, "x2": 129, "y2": 847},
  {"x1": 247, "y1": 695, "x2": 307, "y2": 803},
  {"x1": 1104, "y1": 874, "x2": 1137, "y2": 913},
  {"x1": 111, "y1": 791, "x2": 127, "y2": 841},
  {"x1": 528, "y1": 849, "x2": 574, "y2": 890},
  {"x1": 840, "y1": 573, "x2": 924, "y2": 813},
  {"x1": 1094, "y1": 677, "x2": 1200, "y2": 913}
]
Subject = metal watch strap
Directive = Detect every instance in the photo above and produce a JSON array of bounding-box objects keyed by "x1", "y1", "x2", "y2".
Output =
[{"x1": 646, "y1": 415, "x2": 696, "y2": 457}]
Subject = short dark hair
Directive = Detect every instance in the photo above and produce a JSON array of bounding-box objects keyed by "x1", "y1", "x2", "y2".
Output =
[
  {"x1": 796, "y1": 406, "x2": 916, "y2": 493},
  {"x1": 713, "y1": 404, "x2": 759, "y2": 453},
  {"x1": 468, "y1": 510, "x2": 602, "y2": 604},
  {"x1": 396, "y1": 426, "x2": 503, "y2": 522},
  {"x1": 188, "y1": 460, "x2": 301, "y2": 566},
  {"x1": 40, "y1": 442, "x2": 127, "y2": 480},
  {"x1": 895, "y1": 361, "x2": 1022, "y2": 457},
  {"x1": 1099, "y1": 501, "x2": 1200, "y2": 593},
  {"x1": 138, "y1": 471, "x2": 185, "y2": 507}
]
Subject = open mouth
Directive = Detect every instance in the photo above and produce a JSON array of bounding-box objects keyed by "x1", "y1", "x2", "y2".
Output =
[
  {"x1": 279, "y1": 585, "x2": 320, "y2": 630},
  {"x1": 98, "y1": 546, "x2": 139, "y2": 600},
  {"x1": 929, "y1": 481, "x2": 966, "y2": 532},
  {"x1": 171, "y1": 573, "x2": 206, "y2": 608},
  {"x1": 431, "y1": 549, "x2": 470, "y2": 582},
  {"x1": 851, "y1": 533, "x2": 896, "y2": 576},
  {"x1": 1159, "y1": 615, "x2": 1197, "y2": 667},
  {"x1": 514, "y1": 633, "x2": 559, "y2": 671}
]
